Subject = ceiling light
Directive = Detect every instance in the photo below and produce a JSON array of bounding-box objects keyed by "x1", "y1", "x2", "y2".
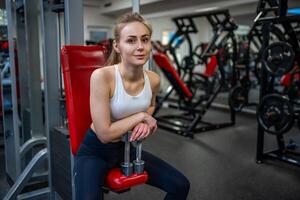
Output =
[{"x1": 195, "y1": 7, "x2": 219, "y2": 13}]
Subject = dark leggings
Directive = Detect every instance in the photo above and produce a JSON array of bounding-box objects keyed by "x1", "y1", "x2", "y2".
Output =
[{"x1": 74, "y1": 129, "x2": 190, "y2": 200}]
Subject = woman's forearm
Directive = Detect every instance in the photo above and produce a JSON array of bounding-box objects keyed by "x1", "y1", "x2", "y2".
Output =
[{"x1": 94, "y1": 112, "x2": 146, "y2": 143}]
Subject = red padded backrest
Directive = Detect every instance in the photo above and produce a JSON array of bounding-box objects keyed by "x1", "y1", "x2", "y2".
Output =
[
  {"x1": 203, "y1": 55, "x2": 218, "y2": 77},
  {"x1": 61, "y1": 45, "x2": 108, "y2": 155},
  {"x1": 153, "y1": 52, "x2": 193, "y2": 99}
]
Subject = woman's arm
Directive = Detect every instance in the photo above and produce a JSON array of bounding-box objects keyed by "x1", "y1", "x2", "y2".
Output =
[
  {"x1": 130, "y1": 71, "x2": 161, "y2": 141},
  {"x1": 146, "y1": 70, "x2": 161, "y2": 116},
  {"x1": 90, "y1": 68, "x2": 148, "y2": 143}
]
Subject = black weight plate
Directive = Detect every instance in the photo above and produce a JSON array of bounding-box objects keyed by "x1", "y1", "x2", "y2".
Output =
[
  {"x1": 262, "y1": 42, "x2": 295, "y2": 76},
  {"x1": 229, "y1": 86, "x2": 248, "y2": 112},
  {"x1": 257, "y1": 94, "x2": 294, "y2": 135}
]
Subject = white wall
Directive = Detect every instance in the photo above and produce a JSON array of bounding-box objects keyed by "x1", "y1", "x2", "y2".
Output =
[
  {"x1": 82, "y1": 9, "x2": 214, "y2": 91},
  {"x1": 149, "y1": 16, "x2": 212, "y2": 52},
  {"x1": 83, "y1": 6, "x2": 115, "y2": 43}
]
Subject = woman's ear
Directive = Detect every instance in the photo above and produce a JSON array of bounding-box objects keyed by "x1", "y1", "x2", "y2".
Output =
[{"x1": 113, "y1": 40, "x2": 120, "y2": 54}]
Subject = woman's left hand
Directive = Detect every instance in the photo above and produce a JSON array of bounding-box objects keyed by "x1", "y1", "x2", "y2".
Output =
[{"x1": 130, "y1": 122, "x2": 151, "y2": 141}]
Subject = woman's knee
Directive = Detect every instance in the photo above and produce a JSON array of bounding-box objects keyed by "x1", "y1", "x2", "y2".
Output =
[{"x1": 176, "y1": 175, "x2": 190, "y2": 194}]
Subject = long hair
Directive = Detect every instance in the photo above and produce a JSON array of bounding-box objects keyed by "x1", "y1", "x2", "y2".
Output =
[{"x1": 105, "y1": 12, "x2": 152, "y2": 66}]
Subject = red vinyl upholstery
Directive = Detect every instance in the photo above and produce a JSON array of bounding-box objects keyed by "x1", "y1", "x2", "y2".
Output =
[
  {"x1": 280, "y1": 72, "x2": 300, "y2": 87},
  {"x1": 153, "y1": 52, "x2": 193, "y2": 99},
  {"x1": 105, "y1": 168, "x2": 148, "y2": 191},
  {"x1": 203, "y1": 55, "x2": 218, "y2": 77},
  {"x1": 61, "y1": 45, "x2": 108, "y2": 155}
]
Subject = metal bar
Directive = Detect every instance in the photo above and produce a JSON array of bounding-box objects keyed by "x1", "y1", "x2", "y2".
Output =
[
  {"x1": 257, "y1": 15, "x2": 300, "y2": 24},
  {"x1": 19, "y1": 137, "x2": 47, "y2": 158},
  {"x1": 173, "y1": 9, "x2": 229, "y2": 21},
  {"x1": 64, "y1": 0, "x2": 83, "y2": 44},
  {"x1": 132, "y1": 0, "x2": 140, "y2": 13},
  {"x1": 24, "y1": 0, "x2": 44, "y2": 137},
  {"x1": 40, "y1": 1, "x2": 63, "y2": 198},
  {"x1": 3, "y1": 148, "x2": 48, "y2": 200},
  {"x1": 124, "y1": 140, "x2": 130, "y2": 164},
  {"x1": 5, "y1": 0, "x2": 22, "y2": 180},
  {"x1": 15, "y1": 3, "x2": 30, "y2": 143},
  {"x1": 17, "y1": 187, "x2": 50, "y2": 200},
  {"x1": 256, "y1": 22, "x2": 271, "y2": 163},
  {"x1": 264, "y1": 152, "x2": 300, "y2": 167},
  {"x1": 135, "y1": 141, "x2": 142, "y2": 162}
]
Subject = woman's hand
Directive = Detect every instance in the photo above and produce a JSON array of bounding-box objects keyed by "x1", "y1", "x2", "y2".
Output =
[
  {"x1": 142, "y1": 112, "x2": 158, "y2": 134},
  {"x1": 130, "y1": 122, "x2": 151, "y2": 141}
]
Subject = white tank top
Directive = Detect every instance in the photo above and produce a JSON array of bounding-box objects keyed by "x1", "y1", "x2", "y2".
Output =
[{"x1": 110, "y1": 64, "x2": 152, "y2": 121}]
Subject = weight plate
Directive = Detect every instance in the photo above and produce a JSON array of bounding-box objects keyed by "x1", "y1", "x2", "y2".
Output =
[
  {"x1": 262, "y1": 42, "x2": 295, "y2": 76},
  {"x1": 257, "y1": 94, "x2": 294, "y2": 135},
  {"x1": 229, "y1": 86, "x2": 248, "y2": 112}
]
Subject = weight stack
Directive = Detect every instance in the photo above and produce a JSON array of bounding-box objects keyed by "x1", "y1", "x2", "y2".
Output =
[{"x1": 50, "y1": 127, "x2": 74, "y2": 200}]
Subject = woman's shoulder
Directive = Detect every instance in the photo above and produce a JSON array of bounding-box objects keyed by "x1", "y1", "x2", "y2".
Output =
[
  {"x1": 91, "y1": 65, "x2": 115, "y2": 83},
  {"x1": 145, "y1": 70, "x2": 160, "y2": 91}
]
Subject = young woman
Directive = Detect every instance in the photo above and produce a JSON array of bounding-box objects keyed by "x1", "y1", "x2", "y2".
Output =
[{"x1": 74, "y1": 12, "x2": 190, "y2": 200}]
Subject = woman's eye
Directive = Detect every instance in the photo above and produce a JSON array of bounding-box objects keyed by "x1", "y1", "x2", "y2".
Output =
[
  {"x1": 142, "y1": 38, "x2": 149, "y2": 43},
  {"x1": 127, "y1": 39, "x2": 135, "y2": 43}
]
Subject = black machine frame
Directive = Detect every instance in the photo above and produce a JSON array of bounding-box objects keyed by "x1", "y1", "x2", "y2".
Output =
[
  {"x1": 154, "y1": 9, "x2": 238, "y2": 138},
  {"x1": 255, "y1": 0, "x2": 300, "y2": 167}
]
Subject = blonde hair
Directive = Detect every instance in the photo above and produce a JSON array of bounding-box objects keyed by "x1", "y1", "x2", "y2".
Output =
[{"x1": 105, "y1": 12, "x2": 152, "y2": 65}]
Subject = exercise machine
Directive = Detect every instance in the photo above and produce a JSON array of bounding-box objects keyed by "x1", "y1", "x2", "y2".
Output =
[{"x1": 255, "y1": 0, "x2": 300, "y2": 167}]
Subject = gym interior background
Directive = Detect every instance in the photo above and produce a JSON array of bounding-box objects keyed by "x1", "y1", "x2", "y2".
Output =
[{"x1": 0, "y1": 0, "x2": 300, "y2": 199}]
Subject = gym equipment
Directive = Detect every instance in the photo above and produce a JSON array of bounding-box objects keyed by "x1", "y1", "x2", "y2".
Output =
[
  {"x1": 168, "y1": 9, "x2": 238, "y2": 90},
  {"x1": 233, "y1": 18, "x2": 290, "y2": 113},
  {"x1": 281, "y1": 71, "x2": 300, "y2": 101},
  {"x1": 121, "y1": 132, "x2": 134, "y2": 176},
  {"x1": 257, "y1": 94, "x2": 294, "y2": 135},
  {"x1": 3, "y1": 0, "x2": 83, "y2": 199},
  {"x1": 3, "y1": 1, "x2": 50, "y2": 200},
  {"x1": 262, "y1": 42, "x2": 295, "y2": 76},
  {"x1": 255, "y1": 0, "x2": 300, "y2": 167},
  {"x1": 61, "y1": 45, "x2": 148, "y2": 193},
  {"x1": 133, "y1": 140, "x2": 145, "y2": 174},
  {"x1": 153, "y1": 51, "x2": 234, "y2": 138},
  {"x1": 228, "y1": 86, "x2": 248, "y2": 112},
  {"x1": 256, "y1": 0, "x2": 288, "y2": 21},
  {"x1": 107, "y1": 132, "x2": 148, "y2": 191},
  {"x1": 152, "y1": 9, "x2": 238, "y2": 137}
]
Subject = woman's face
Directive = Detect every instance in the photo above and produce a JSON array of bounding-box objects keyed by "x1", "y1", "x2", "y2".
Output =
[{"x1": 115, "y1": 21, "x2": 152, "y2": 67}]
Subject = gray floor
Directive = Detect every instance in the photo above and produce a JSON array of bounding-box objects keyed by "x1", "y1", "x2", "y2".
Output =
[
  {"x1": 1, "y1": 108, "x2": 300, "y2": 200},
  {"x1": 105, "y1": 108, "x2": 300, "y2": 200}
]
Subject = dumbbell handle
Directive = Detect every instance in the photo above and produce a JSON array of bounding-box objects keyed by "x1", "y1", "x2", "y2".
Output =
[
  {"x1": 134, "y1": 140, "x2": 145, "y2": 174},
  {"x1": 135, "y1": 140, "x2": 142, "y2": 162},
  {"x1": 121, "y1": 131, "x2": 133, "y2": 176},
  {"x1": 122, "y1": 131, "x2": 132, "y2": 164},
  {"x1": 124, "y1": 140, "x2": 130, "y2": 164}
]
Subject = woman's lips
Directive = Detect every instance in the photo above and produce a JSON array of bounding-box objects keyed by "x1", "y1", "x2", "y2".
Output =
[{"x1": 135, "y1": 55, "x2": 145, "y2": 59}]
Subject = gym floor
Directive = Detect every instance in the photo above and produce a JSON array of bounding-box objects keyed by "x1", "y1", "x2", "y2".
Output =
[{"x1": 1, "y1": 108, "x2": 300, "y2": 200}]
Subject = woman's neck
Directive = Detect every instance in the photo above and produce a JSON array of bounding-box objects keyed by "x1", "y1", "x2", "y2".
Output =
[{"x1": 119, "y1": 62, "x2": 144, "y2": 82}]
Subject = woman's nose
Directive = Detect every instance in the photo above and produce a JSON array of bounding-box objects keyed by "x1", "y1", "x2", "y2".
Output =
[{"x1": 137, "y1": 40, "x2": 144, "y2": 50}]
